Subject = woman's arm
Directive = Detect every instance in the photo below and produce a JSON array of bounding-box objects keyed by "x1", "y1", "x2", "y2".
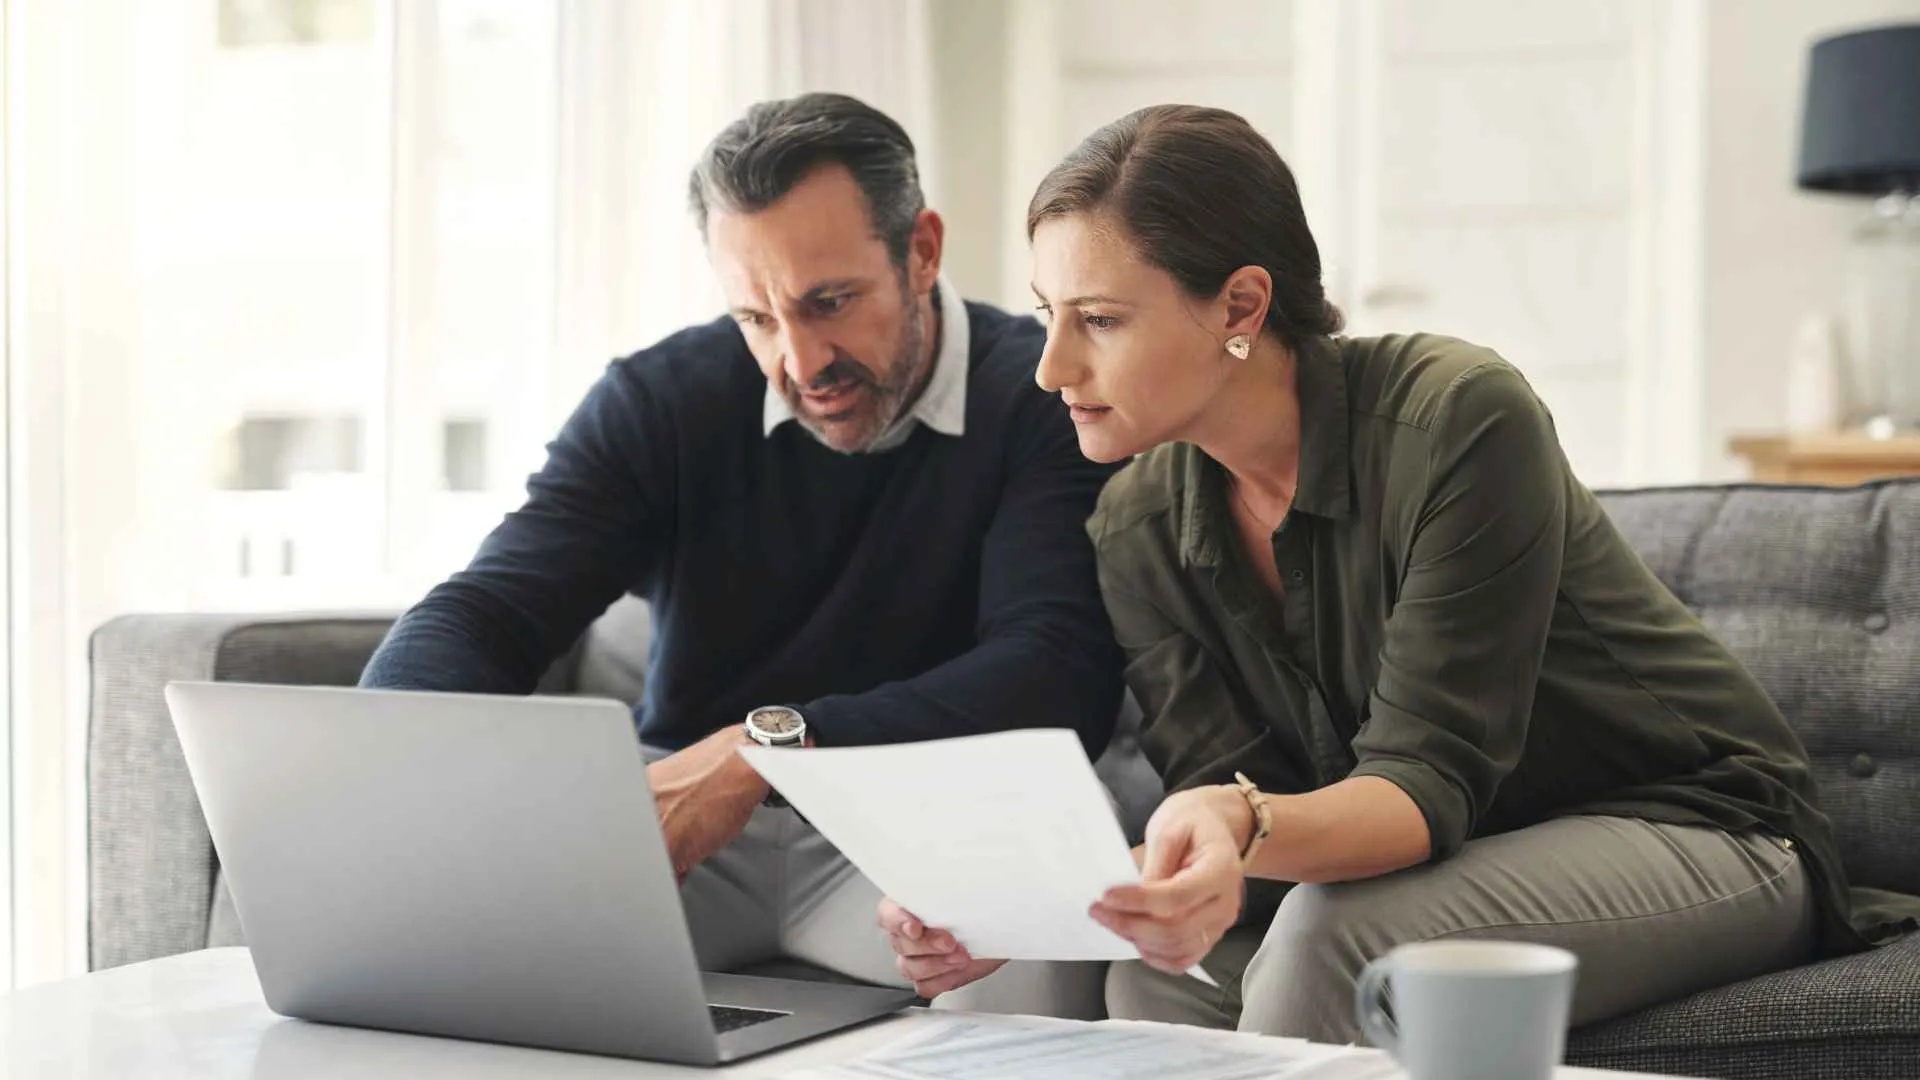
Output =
[
  {"x1": 1173, "y1": 775, "x2": 1431, "y2": 884},
  {"x1": 1096, "y1": 776, "x2": 1427, "y2": 974},
  {"x1": 1099, "y1": 363, "x2": 1569, "y2": 969}
]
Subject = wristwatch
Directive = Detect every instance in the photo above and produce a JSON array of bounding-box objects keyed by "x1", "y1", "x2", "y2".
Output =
[{"x1": 743, "y1": 706, "x2": 807, "y2": 807}]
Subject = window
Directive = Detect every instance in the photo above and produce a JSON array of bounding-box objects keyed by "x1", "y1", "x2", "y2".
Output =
[
  {"x1": 117, "y1": 0, "x2": 562, "y2": 611},
  {"x1": 219, "y1": 0, "x2": 374, "y2": 48},
  {"x1": 5, "y1": 0, "x2": 581, "y2": 987},
  {"x1": 1, "y1": 0, "x2": 14, "y2": 988},
  {"x1": 8, "y1": 0, "x2": 900, "y2": 991}
]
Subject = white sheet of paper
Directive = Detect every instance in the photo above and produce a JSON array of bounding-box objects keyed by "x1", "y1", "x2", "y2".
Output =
[
  {"x1": 776, "y1": 1014, "x2": 1380, "y2": 1080},
  {"x1": 739, "y1": 729, "x2": 1214, "y2": 985}
]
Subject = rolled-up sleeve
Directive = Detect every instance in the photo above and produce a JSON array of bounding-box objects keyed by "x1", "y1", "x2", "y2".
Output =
[{"x1": 1349, "y1": 364, "x2": 1568, "y2": 860}]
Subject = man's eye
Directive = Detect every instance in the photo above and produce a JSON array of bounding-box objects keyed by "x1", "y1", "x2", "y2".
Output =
[
  {"x1": 816, "y1": 294, "x2": 853, "y2": 314},
  {"x1": 738, "y1": 313, "x2": 770, "y2": 329}
]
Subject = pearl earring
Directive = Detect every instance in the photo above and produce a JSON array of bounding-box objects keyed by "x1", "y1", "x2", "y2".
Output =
[{"x1": 1225, "y1": 335, "x2": 1251, "y2": 360}]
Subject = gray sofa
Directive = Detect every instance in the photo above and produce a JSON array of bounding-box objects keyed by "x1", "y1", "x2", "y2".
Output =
[{"x1": 88, "y1": 481, "x2": 1920, "y2": 1078}]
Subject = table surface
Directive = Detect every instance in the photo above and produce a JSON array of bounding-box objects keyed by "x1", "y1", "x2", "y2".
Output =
[{"x1": 0, "y1": 948, "x2": 1686, "y2": 1079}]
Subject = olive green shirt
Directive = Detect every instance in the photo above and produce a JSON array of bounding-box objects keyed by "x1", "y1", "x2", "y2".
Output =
[{"x1": 1088, "y1": 333, "x2": 1908, "y2": 953}]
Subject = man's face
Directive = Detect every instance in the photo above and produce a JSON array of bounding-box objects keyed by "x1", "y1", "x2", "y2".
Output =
[{"x1": 707, "y1": 165, "x2": 942, "y2": 453}]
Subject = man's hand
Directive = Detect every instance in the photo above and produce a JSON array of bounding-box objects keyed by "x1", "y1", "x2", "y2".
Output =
[
  {"x1": 877, "y1": 898, "x2": 1006, "y2": 998},
  {"x1": 647, "y1": 726, "x2": 769, "y2": 882},
  {"x1": 1091, "y1": 786, "x2": 1247, "y2": 975}
]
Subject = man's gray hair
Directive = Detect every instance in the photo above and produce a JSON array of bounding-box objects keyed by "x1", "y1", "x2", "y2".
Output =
[{"x1": 688, "y1": 93, "x2": 925, "y2": 268}]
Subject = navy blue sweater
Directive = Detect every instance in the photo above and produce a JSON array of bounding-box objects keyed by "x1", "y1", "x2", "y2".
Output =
[{"x1": 361, "y1": 300, "x2": 1124, "y2": 756}]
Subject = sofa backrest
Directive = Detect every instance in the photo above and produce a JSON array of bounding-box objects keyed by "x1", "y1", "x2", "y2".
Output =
[{"x1": 1596, "y1": 480, "x2": 1920, "y2": 897}]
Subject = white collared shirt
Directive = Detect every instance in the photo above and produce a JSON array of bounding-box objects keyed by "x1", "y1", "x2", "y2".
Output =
[{"x1": 762, "y1": 276, "x2": 969, "y2": 451}]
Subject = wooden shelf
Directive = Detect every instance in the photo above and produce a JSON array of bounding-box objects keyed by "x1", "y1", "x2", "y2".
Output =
[{"x1": 1729, "y1": 434, "x2": 1920, "y2": 486}]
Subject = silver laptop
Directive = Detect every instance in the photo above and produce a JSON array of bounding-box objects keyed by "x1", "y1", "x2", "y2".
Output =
[{"x1": 164, "y1": 680, "x2": 913, "y2": 1066}]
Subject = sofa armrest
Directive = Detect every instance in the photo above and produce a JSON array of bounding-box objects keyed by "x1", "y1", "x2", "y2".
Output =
[{"x1": 87, "y1": 613, "x2": 397, "y2": 971}]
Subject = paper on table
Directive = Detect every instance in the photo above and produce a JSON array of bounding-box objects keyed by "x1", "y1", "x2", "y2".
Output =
[
  {"x1": 739, "y1": 729, "x2": 1215, "y2": 984},
  {"x1": 775, "y1": 1013, "x2": 1385, "y2": 1080}
]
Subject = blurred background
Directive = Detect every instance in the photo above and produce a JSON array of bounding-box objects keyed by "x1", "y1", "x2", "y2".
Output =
[{"x1": 5, "y1": 0, "x2": 1919, "y2": 987}]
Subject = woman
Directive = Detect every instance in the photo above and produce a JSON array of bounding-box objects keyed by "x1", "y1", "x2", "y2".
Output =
[{"x1": 878, "y1": 105, "x2": 1913, "y2": 1042}]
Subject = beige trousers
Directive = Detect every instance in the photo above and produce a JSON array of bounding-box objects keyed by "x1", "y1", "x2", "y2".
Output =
[{"x1": 1107, "y1": 816, "x2": 1819, "y2": 1044}]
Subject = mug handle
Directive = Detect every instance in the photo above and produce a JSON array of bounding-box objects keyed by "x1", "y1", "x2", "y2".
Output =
[{"x1": 1353, "y1": 956, "x2": 1398, "y2": 1057}]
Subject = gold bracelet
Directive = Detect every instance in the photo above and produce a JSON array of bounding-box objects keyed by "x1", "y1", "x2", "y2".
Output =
[{"x1": 1232, "y1": 771, "x2": 1274, "y2": 869}]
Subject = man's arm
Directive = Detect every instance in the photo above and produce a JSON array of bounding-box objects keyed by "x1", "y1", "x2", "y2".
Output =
[
  {"x1": 361, "y1": 360, "x2": 668, "y2": 693},
  {"x1": 795, "y1": 389, "x2": 1126, "y2": 758}
]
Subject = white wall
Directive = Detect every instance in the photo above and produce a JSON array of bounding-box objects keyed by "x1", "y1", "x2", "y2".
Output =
[
  {"x1": 930, "y1": 0, "x2": 1920, "y2": 484},
  {"x1": 929, "y1": 0, "x2": 1010, "y2": 301},
  {"x1": 1699, "y1": 0, "x2": 1920, "y2": 479}
]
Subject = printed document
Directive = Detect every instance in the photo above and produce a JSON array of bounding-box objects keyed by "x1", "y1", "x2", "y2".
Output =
[
  {"x1": 775, "y1": 1014, "x2": 1391, "y2": 1080},
  {"x1": 739, "y1": 729, "x2": 1213, "y2": 981}
]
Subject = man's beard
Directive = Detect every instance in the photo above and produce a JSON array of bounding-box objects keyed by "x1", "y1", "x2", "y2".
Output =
[{"x1": 783, "y1": 288, "x2": 929, "y2": 454}]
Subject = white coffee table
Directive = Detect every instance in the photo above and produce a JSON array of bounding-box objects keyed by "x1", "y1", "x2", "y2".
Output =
[{"x1": 0, "y1": 948, "x2": 1687, "y2": 1078}]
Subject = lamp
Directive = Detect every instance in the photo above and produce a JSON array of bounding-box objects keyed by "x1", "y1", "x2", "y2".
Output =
[{"x1": 1796, "y1": 23, "x2": 1920, "y2": 435}]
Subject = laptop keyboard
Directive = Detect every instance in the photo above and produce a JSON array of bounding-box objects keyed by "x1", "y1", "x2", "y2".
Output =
[{"x1": 709, "y1": 1003, "x2": 789, "y2": 1034}]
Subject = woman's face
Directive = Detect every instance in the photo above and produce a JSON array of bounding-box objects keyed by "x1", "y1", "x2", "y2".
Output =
[{"x1": 1030, "y1": 213, "x2": 1236, "y2": 464}]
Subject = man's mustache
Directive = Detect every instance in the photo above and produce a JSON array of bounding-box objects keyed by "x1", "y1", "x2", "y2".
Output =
[{"x1": 791, "y1": 356, "x2": 877, "y2": 394}]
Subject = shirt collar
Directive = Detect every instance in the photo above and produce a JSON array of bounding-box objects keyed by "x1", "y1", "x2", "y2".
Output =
[
  {"x1": 1179, "y1": 337, "x2": 1353, "y2": 569},
  {"x1": 762, "y1": 277, "x2": 970, "y2": 446}
]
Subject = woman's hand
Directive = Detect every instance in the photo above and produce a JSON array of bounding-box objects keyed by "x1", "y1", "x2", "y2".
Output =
[
  {"x1": 876, "y1": 898, "x2": 1007, "y2": 998},
  {"x1": 1092, "y1": 786, "x2": 1249, "y2": 974}
]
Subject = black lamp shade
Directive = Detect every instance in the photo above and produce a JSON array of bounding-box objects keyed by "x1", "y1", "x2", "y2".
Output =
[{"x1": 1796, "y1": 24, "x2": 1920, "y2": 195}]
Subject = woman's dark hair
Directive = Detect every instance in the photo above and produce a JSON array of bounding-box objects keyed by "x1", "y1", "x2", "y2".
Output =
[
  {"x1": 1027, "y1": 105, "x2": 1343, "y2": 350},
  {"x1": 690, "y1": 92, "x2": 924, "y2": 270}
]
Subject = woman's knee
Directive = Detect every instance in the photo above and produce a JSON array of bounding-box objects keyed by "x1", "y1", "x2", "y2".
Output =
[
  {"x1": 1105, "y1": 959, "x2": 1234, "y2": 1029},
  {"x1": 1239, "y1": 881, "x2": 1409, "y2": 1040},
  {"x1": 1103, "y1": 960, "x2": 1161, "y2": 1022},
  {"x1": 1247, "y1": 885, "x2": 1358, "y2": 978}
]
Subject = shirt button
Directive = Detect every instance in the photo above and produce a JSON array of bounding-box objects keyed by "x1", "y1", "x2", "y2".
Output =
[
  {"x1": 1288, "y1": 569, "x2": 1307, "y2": 585},
  {"x1": 1849, "y1": 753, "x2": 1879, "y2": 778},
  {"x1": 1863, "y1": 612, "x2": 1890, "y2": 633}
]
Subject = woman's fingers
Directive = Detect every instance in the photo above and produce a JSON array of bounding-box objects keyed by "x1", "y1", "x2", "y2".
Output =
[
  {"x1": 1139, "y1": 816, "x2": 1193, "y2": 882},
  {"x1": 1095, "y1": 864, "x2": 1242, "y2": 972},
  {"x1": 1091, "y1": 898, "x2": 1213, "y2": 957},
  {"x1": 1133, "y1": 892, "x2": 1240, "y2": 972}
]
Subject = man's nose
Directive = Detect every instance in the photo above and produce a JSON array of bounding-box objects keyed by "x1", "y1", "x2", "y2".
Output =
[{"x1": 781, "y1": 324, "x2": 837, "y2": 388}]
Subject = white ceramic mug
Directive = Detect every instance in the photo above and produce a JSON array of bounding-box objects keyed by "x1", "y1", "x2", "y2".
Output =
[{"x1": 1354, "y1": 940, "x2": 1578, "y2": 1080}]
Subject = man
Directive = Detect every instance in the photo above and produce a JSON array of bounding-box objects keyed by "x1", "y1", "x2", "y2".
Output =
[{"x1": 360, "y1": 93, "x2": 1123, "y2": 1012}]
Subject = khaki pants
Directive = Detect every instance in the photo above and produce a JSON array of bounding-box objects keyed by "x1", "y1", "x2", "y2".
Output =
[
  {"x1": 654, "y1": 745, "x2": 1109, "y2": 1018},
  {"x1": 1107, "y1": 816, "x2": 1818, "y2": 1044}
]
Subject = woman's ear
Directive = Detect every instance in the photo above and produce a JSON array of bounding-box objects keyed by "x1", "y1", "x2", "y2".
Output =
[{"x1": 1220, "y1": 266, "x2": 1273, "y2": 339}]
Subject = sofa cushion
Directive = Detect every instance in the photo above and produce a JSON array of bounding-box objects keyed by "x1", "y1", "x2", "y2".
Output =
[
  {"x1": 1595, "y1": 482, "x2": 1920, "y2": 897},
  {"x1": 572, "y1": 593, "x2": 654, "y2": 703},
  {"x1": 1566, "y1": 930, "x2": 1920, "y2": 1079}
]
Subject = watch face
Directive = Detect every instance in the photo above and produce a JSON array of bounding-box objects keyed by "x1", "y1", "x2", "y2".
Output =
[{"x1": 751, "y1": 708, "x2": 803, "y2": 736}]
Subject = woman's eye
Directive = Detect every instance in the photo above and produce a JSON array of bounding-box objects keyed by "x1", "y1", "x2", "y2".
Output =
[{"x1": 1084, "y1": 314, "x2": 1118, "y2": 331}]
